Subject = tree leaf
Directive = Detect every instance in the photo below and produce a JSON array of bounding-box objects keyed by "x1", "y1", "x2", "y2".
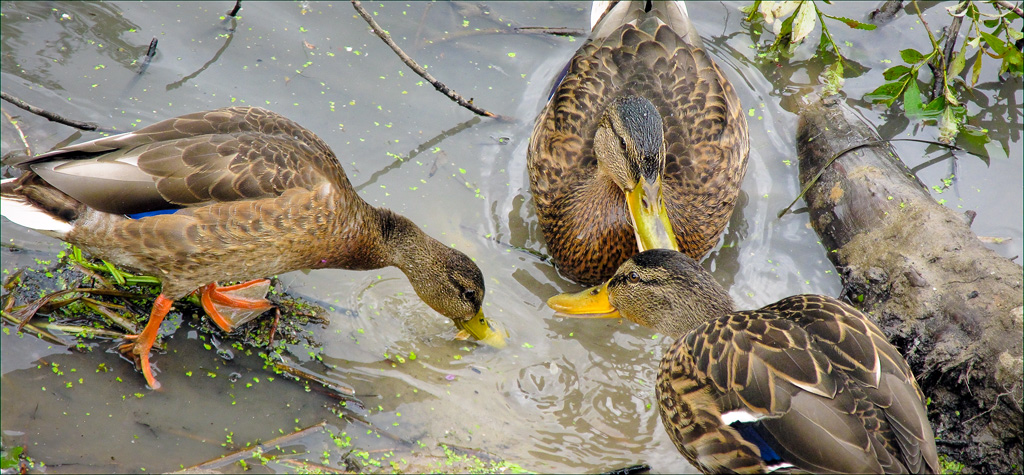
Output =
[
  {"x1": 741, "y1": 1, "x2": 762, "y2": 20},
  {"x1": 777, "y1": 8, "x2": 796, "y2": 37},
  {"x1": 865, "y1": 81, "x2": 906, "y2": 105},
  {"x1": 971, "y1": 51, "x2": 983, "y2": 85},
  {"x1": 825, "y1": 14, "x2": 877, "y2": 30},
  {"x1": 900, "y1": 48, "x2": 926, "y2": 64},
  {"x1": 903, "y1": 80, "x2": 924, "y2": 118},
  {"x1": 943, "y1": 86, "x2": 960, "y2": 107},
  {"x1": 949, "y1": 50, "x2": 966, "y2": 78},
  {"x1": 883, "y1": 65, "x2": 913, "y2": 80},
  {"x1": 1005, "y1": 46, "x2": 1023, "y2": 74},
  {"x1": 979, "y1": 31, "x2": 1007, "y2": 56},
  {"x1": 791, "y1": 1, "x2": 817, "y2": 43},
  {"x1": 937, "y1": 105, "x2": 960, "y2": 144}
]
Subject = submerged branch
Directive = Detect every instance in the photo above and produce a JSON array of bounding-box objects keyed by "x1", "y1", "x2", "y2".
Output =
[
  {"x1": 226, "y1": 0, "x2": 242, "y2": 17},
  {"x1": 176, "y1": 421, "x2": 329, "y2": 473},
  {"x1": 138, "y1": 37, "x2": 158, "y2": 75}
]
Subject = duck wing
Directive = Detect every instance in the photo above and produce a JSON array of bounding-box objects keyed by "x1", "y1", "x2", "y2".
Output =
[
  {"x1": 657, "y1": 295, "x2": 937, "y2": 473},
  {"x1": 15, "y1": 107, "x2": 350, "y2": 215}
]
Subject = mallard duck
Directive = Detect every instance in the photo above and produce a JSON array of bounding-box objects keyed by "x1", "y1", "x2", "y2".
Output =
[
  {"x1": 528, "y1": 1, "x2": 749, "y2": 285},
  {"x1": 1, "y1": 106, "x2": 505, "y2": 389},
  {"x1": 548, "y1": 249, "x2": 939, "y2": 473}
]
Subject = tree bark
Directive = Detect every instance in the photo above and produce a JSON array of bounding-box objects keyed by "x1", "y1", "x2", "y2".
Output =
[{"x1": 796, "y1": 94, "x2": 1023, "y2": 474}]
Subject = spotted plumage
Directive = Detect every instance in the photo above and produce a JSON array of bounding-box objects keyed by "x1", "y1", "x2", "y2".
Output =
[
  {"x1": 2, "y1": 106, "x2": 504, "y2": 388},
  {"x1": 549, "y1": 249, "x2": 939, "y2": 473},
  {"x1": 528, "y1": 1, "x2": 749, "y2": 285}
]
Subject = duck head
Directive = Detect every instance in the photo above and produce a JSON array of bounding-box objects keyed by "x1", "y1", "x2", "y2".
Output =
[
  {"x1": 593, "y1": 95, "x2": 680, "y2": 253},
  {"x1": 405, "y1": 243, "x2": 507, "y2": 348},
  {"x1": 547, "y1": 249, "x2": 733, "y2": 338}
]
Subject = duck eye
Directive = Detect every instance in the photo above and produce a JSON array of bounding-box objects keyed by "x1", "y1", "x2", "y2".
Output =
[
  {"x1": 619, "y1": 136, "x2": 628, "y2": 151},
  {"x1": 462, "y1": 289, "x2": 477, "y2": 301},
  {"x1": 627, "y1": 271, "x2": 640, "y2": 283}
]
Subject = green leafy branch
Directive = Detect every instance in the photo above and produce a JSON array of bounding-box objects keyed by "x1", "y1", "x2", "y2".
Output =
[
  {"x1": 742, "y1": 1, "x2": 876, "y2": 63},
  {"x1": 866, "y1": 1, "x2": 1022, "y2": 142},
  {"x1": 745, "y1": 1, "x2": 1022, "y2": 143}
]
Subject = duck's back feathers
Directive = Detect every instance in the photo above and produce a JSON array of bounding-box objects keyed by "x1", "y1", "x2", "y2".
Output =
[
  {"x1": 2, "y1": 107, "x2": 381, "y2": 299},
  {"x1": 658, "y1": 295, "x2": 939, "y2": 474},
  {"x1": 14, "y1": 107, "x2": 350, "y2": 216}
]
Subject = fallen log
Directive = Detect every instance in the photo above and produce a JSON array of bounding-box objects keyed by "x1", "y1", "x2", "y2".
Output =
[{"x1": 796, "y1": 93, "x2": 1023, "y2": 474}]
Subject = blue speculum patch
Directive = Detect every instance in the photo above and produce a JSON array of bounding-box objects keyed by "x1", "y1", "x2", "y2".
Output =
[
  {"x1": 731, "y1": 421, "x2": 784, "y2": 464},
  {"x1": 127, "y1": 209, "x2": 179, "y2": 220}
]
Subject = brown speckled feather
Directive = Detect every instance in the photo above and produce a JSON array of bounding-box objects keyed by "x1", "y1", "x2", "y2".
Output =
[
  {"x1": 528, "y1": 3, "x2": 748, "y2": 284},
  {"x1": 2, "y1": 107, "x2": 503, "y2": 387},
  {"x1": 3, "y1": 107, "x2": 486, "y2": 320},
  {"x1": 658, "y1": 295, "x2": 939, "y2": 474},
  {"x1": 8, "y1": 108, "x2": 378, "y2": 299}
]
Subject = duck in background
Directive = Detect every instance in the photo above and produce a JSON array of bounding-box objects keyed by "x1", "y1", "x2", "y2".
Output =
[
  {"x1": 549, "y1": 249, "x2": 939, "y2": 474},
  {"x1": 2, "y1": 106, "x2": 505, "y2": 389},
  {"x1": 528, "y1": 1, "x2": 749, "y2": 285}
]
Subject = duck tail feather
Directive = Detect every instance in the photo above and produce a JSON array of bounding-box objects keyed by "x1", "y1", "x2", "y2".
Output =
[
  {"x1": 591, "y1": 2, "x2": 700, "y2": 47},
  {"x1": 1, "y1": 191, "x2": 74, "y2": 237}
]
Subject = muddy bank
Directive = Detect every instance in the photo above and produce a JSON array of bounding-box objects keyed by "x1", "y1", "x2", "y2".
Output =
[{"x1": 796, "y1": 94, "x2": 1023, "y2": 473}]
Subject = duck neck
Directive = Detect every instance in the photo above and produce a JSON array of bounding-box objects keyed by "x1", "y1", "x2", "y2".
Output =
[
  {"x1": 376, "y1": 208, "x2": 436, "y2": 276},
  {"x1": 661, "y1": 282, "x2": 736, "y2": 339}
]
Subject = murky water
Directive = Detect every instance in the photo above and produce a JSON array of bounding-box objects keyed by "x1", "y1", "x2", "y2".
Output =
[{"x1": 2, "y1": 2, "x2": 1020, "y2": 473}]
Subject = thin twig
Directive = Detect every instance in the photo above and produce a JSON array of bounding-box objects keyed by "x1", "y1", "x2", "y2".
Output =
[
  {"x1": 350, "y1": 0, "x2": 512, "y2": 121},
  {"x1": 995, "y1": 0, "x2": 1024, "y2": 17},
  {"x1": 778, "y1": 138, "x2": 962, "y2": 218},
  {"x1": 513, "y1": 26, "x2": 586, "y2": 36},
  {"x1": 176, "y1": 421, "x2": 328, "y2": 473},
  {"x1": 84, "y1": 298, "x2": 141, "y2": 334},
  {"x1": 274, "y1": 361, "x2": 356, "y2": 396},
  {"x1": 12, "y1": 288, "x2": 81, "y2": 331},
  {"x1": 226, "y1": 0, "x2": 242, "y2": 17},
  {"x1": 138, "y1": 37, "x2": 158, "y2": 75},
  {"x1": 430, "y1": 26, "x2": 586, "y2": 46},
  {"x1": 1, "y1": 310, "x2": 69, "y2": 346},
  {"x1": 0, "y1": 91, "x2": 117, "y2": 133},
  {"x1": 930, "y1": 1, "x2": 968, "y2": 100},
  {"x1": 1, "y1": 108, "x2": 32, "y2": 156},
  {"x1": 32, "y1": 322, "x2": 126, "y2": 339}
]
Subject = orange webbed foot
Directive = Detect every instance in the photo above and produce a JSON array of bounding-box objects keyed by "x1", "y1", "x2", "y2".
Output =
[
  {"x1": 120, "y1": 295, "x2": 173, "y2": 389},
  {"x1": 198, "y1": 279, "x2": 274, "y2": 332}
]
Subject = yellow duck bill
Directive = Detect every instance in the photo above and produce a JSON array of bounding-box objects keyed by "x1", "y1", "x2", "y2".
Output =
[
  {"x1": 454, "y1": 309, "x2": 507, "y2": 348},
  {"x1": 626, "y1": 176, "x2": 680, "y2": 252},
  {"x1": 546, "y1": 282, "x2": 621, "y2": 319}
]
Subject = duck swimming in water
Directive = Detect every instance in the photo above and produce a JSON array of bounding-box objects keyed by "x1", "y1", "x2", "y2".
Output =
[
  {"x1": 549, "y1": 249, "x2": 939, "y2": 473},
  {"x1": 528, "y1": 1, "x2": 749, "y2": 285}
]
